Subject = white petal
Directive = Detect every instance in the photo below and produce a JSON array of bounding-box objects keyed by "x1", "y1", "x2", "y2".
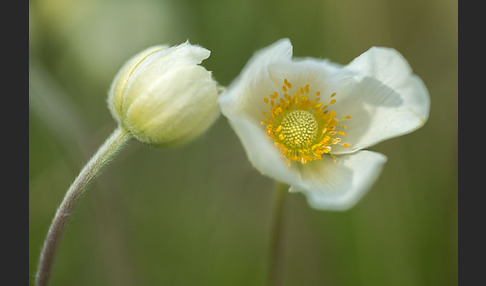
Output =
[
  {"x1": 288, "y1": 151, "x2": 387, "y2": 211},
  {"x1": 226, "y1": 115, "x2": 297, "y2": 181},
  {"x1": 331, "y1": 47, "x2": 430, "y2": 154},
  {"x1": 125, "y1": 64, "x2": 218, "y2": 145},
  {"x1": 122, "y1": 42, "x2": 210, "y2": 116},
  {"x1": 108, "y1": 45, "x2": 168, "y2": 120},
  {"x1": 218, "y1": 38, "x2": 293, "y2": 118}
]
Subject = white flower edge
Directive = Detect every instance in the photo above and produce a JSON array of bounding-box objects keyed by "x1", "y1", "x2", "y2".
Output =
[
  {"x1": 289, "y1": 151, "x2": 387, "y2": 211},
  {"x1": 218, "y1": 38, "x2": 294, "y2": 118},
  {"x1": 334, "y1": 46, "x2": 431, "y2": 153}
]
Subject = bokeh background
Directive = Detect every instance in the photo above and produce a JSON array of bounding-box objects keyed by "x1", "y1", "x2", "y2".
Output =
[{"x1": 29, "y1": 0, "x2": 457, "y2": 285}]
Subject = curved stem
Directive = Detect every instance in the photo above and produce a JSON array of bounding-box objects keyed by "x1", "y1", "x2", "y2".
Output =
[
  {"x1": 35, "y1": 126, "x2": 132, "y2": 286},
  {"x1": 268, "y1": 181, "x2": 288, "y2": 286}
]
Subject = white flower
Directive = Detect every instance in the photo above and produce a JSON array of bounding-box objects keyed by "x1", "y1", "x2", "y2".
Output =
[
  {"x1": 108, "y1": 41, "x2": 220, "y2": 147},
  {"x1": 218, "y1": 38, "x2": 430, "y2": 211}
]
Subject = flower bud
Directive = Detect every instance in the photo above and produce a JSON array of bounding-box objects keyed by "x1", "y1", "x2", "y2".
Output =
[{"x1": 107, "y1": 42, "x2": 220, "y2": 146}]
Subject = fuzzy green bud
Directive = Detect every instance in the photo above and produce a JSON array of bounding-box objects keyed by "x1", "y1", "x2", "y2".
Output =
[{"x1": 107, "y1": 42, "x2": 220, "y2": 146}]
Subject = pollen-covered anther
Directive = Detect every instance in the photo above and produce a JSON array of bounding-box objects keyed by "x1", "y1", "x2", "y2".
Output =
[{"x1": 262, "y1": 79, "x2": 351, "y2": 165}]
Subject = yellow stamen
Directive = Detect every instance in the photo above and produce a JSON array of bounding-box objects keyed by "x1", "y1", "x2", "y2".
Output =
[{"x1": 261, "y1": 79, "x2": 351, "y2": 165}]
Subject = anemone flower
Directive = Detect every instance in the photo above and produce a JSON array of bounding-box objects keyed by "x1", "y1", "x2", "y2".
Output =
[{"x1": 218, "y1": 38, "x2": 430, "y2": 211}]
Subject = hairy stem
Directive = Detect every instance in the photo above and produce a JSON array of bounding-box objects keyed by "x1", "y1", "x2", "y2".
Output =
[
  {"x1": 35, "y1": 126, "x2": 132, "y2": 286},
  {"x1": 268, "y1": 181, "x2": 288, "y2": 286}
]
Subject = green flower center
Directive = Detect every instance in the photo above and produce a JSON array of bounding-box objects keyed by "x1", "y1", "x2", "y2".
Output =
[{"x1": 280, "y1": 110, "x2": 318, "y2": 149}]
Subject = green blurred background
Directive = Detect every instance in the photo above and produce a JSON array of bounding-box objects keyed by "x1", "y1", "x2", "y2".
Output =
[{"x1": 29, "y1": 0, "x2": 457, "y2": 285}]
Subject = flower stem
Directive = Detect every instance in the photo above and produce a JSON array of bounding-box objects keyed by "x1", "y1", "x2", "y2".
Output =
[
  {"x1": 35, "y1": 126, "x2": 132, "y2": 286},
  {"x1": 268, "y1": 181, "x2": 288, "y2": 286}
]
